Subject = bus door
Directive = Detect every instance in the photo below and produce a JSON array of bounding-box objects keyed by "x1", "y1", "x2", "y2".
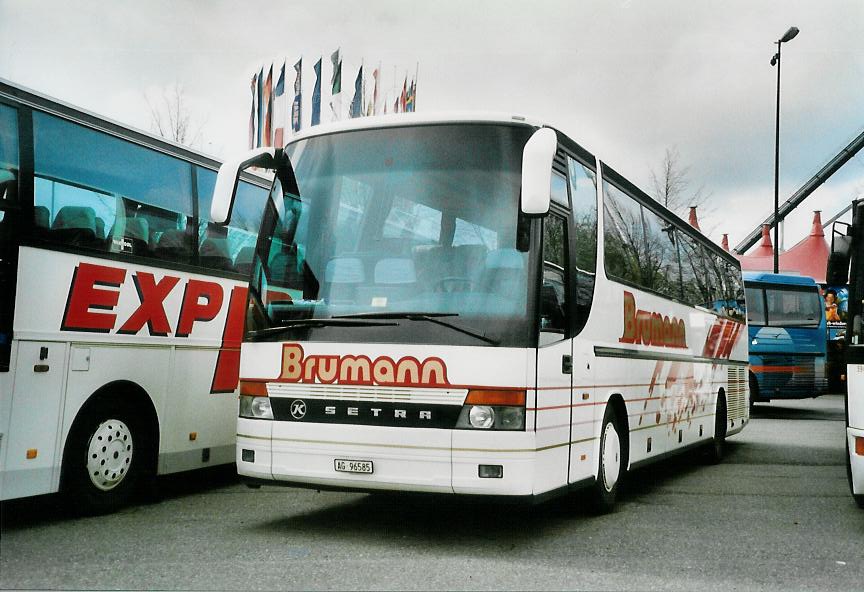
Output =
[
  {"x1": 0, "y1": 101, "x2": 20, "y2": 374},
  {"x1": 536, "y1": 210, "x2": 573, "y2": 493},
  {"x1": 1, "y1": 103, "x2": 69, "y2": 499},
  {"x1": 535, "y1": 170, "x2": 595, "y2": 491}
]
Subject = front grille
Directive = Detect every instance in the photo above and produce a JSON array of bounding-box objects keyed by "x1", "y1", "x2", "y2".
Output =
[{"x1": 266, "y1": 382, "x2": 468, "y2": 406}]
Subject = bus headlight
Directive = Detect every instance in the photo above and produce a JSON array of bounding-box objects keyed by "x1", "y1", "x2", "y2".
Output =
[
  {"x1": 456, "y1": 389, "x2": 526, "y2": 431},
  {"x1": 239, "y1": 396, "x2": 274, "y2": 420},
  {"x1": 468, "y1": 405, "x2": 495, "y2": 429}
]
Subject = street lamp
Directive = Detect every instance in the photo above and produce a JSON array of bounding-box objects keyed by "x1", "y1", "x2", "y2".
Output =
[{"x1": 771, "y1": 26, "x2": 799, "y2": 274}]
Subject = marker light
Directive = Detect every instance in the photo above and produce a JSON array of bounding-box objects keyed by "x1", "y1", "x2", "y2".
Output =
[
  {"x1": 239, "y1": 396, "x2": 274, "y2": 420},
  {"x1": 239, "y1": 380, "x2": 268, "y2": 396}
]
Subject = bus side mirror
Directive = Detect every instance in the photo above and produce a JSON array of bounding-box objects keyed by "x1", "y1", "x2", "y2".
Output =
[
  {"x1": 827, "y1": 221, "x2": 851, "y2": 285},
  {"x1": 211, "y1": 148, "x2": 276, "y2": 224},
  {"x1": 520, "y1": 128, "x2": 557, "y2": 216}
]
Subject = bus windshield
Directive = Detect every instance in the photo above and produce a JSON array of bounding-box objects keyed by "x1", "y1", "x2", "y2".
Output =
[
  {"x1": 746, "y1": 284, "x2": 823, "y2": 327},
  {"x1": 765, "y1": 287, "x2": 822, "y2": 327},
  {"x1": 248, "y1": 123, "x2": 537, "y2": 347}
]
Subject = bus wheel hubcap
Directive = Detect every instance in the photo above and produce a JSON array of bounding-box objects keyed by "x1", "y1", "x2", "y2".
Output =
[
  {"x1": 602, "y1": 422, "x2": 621, "y2": 492},
  {"x1": 86, "y1": 420, "x2": 134, "y2": 491}
]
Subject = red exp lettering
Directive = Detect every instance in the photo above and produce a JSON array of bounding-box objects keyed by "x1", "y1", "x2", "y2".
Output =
[
  {"x1": 176, "y1": 280, "x2": 224, "y2": 337},
  {"x1": 61, "y1": 263, "x2": 127, "y2": 333},
  {"x1": 117, "y1": 273, "x2": 181, "y2": 337}
]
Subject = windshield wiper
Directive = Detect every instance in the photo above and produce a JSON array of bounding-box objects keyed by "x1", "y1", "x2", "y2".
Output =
[
  {"x1": 249, "y1": 318, "x2": 397, "y2": 338},
  {"x1": 333, "y1": 312, "x2": 499, "y2": 345}
]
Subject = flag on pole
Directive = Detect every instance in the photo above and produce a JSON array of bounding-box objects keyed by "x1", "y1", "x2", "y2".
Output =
[
  {"x1": 311, "y1": 57, "x2": 322, "y2": 126},
  {"x1": 372, "y1": 66, "x2": 381, "y2": 115},
  {"x1": 262, "y1": 65, "x2": 274, "y2": 147},
  {"x1": 399, "y1": 76, "x2": 407, "y2": 113},
  {"x1": 406, "y1": 79, "x2": 416, "y2": 113},
  {"x1": 248, "y1": 71, "x2": 258, "y2": 149},
  {"x1": 349, "y1": 65, "x2": 363, "y2": 118},
  {"x1": 291, "y1": 58, "x2": 302, "y2": 133},
  {"x1": 273, "y1": 61, "x2": 286, "y2": 147},
  {"x1": 330, "y1": 49, "x2": 342, "y2": 121},
  {"x1": 256, "y1": 67, "x2": 264, "y2": 147}
]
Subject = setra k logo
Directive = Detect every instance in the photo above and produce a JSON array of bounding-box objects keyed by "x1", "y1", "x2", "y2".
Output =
[{"x1": 290, "y1": 400, "x2": 307, "y2": 420}]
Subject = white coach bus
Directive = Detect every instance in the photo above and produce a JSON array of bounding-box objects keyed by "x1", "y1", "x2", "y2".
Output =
[
  {"x1": 827, "y1": 198, "x2": 864, "y2": 509},
  {"x1": 211, "y1": 114, "x2": 748, "y2": 509},
  {"x1": 0, "y1": 80, "x2": 269, "y2": 512}
]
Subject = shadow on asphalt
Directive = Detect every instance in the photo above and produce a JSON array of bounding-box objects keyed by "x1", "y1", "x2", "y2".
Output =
[
  {"x1": 750, "y1": 401, "x2": 845, "y2": 422},
  {"x1": 252, "y1": 447, "x2": 722, "y2": 544},
  {"x1": 251, "y1": 490, "x2": 590, "y2": 545},
  {"x1": 0, "y1": 464, "x2": 238, "y2": 530}
]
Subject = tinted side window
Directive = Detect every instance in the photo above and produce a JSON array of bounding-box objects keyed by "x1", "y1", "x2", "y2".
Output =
[
  {"x1": 540, "y1": 212, "x2": 569, "y2": 343},
  {"x1": 0, "y1": 103, "x2": 18, "y2": 207},
  {"x1": 639, "y1": 207, "x2": 681, "y2": 299},
  {"x1": 746, "y1": 286, "x2": 765, "y2": 325},
  {"x1": 32, "y1": 113, "x2": 195, "y2": 264},
  {"x1": 197, "y1": 167, "x2": 268, "y2": 274},
  {"x1": 568, "y1": 157, "x2": 597, "y2": 333},
  {"x1": 603, "y1": 179, "x2": 644, "y2": 287},
  {"x1": 0, "y1": 103, "x2": 18, "y2": 371},
  {"x1": 678, "y1": 232, "x2": 715, "y2": 307}
]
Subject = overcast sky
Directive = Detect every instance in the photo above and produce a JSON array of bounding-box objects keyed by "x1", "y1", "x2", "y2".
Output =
[{"x1": 2, "y1": 0, "x2": 862, "y2": 251}]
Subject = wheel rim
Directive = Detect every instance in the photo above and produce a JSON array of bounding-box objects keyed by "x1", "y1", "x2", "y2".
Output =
[
  {"x1": 601, "y1": 421, "x2": 621, "y2": 492},
  {"x1": 86, "y1": 419, "x2": 134, "y2": 491}
]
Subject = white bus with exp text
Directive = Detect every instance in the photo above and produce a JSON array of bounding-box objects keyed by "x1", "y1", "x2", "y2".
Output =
[
  {"x1": 0, "y1": 80, "x2": 269, "y2": 512},
  {"x1": 211, "y1": 114, "x2": 749, "y2": 509},
  {"x1": 828, "y1": 198, "x2": 864, "y2": 508}
]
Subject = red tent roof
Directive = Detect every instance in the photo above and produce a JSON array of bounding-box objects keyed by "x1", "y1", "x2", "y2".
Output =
[
  {"x1": 778, "y1": 211, "x2": 829, "y2": 284},
  {"x1": 734, "y1": 212, "x2": 828, "y2": 283}
]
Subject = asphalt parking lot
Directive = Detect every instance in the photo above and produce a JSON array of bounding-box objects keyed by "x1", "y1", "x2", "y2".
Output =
[{"x1": 1, "y1": 394, "x2": 861, "y2": 591}]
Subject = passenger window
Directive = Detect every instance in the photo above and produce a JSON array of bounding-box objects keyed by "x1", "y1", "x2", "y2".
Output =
[
  {"x1": 540, "y1": 213, "x2": 569, "y2": 343},
  {"x1": 745, "y1": 287, "x2": 765, "y2": 325},
  {"x1": 0, "y1": 104, "x2": 18, "y2": 207},
  {"x1": 0, "y1": 103, "x2": 18, "y2": 372},
  {"x1": 32, "y1": 112, "x2": 195, "y2": 264},
  {"x1": 568, "y1": 157, "x2": 597, "y2": 334},
  {"x1": 603, "y1": 180, "x2": 645, "y2": 287},
  {"x1": 197, "y1": 167, "x2": 268, "y2": 274}
]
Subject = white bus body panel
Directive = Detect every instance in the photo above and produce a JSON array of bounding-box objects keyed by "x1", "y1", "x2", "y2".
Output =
[
  {"x1": 238, "y1": 342, "x2": 542, "y2": 495},
  {"x1": 1, "y1": 247, "x2": 244, "y2": 501},
  {"x1": 849, "y1": 364, "x2": 864, "y2": 496}
]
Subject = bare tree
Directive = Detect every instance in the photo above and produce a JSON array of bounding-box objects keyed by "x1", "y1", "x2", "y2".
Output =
[
  {"x1": 145, "y1": 83, "x2": 207, "y2": 148},
  {"x1": 650, "y1": 147, "x2": 712, "y2": 221}
]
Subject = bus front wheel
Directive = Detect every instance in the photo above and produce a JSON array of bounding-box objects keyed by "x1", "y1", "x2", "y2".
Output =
[
  {"x1": 62, "y1": 397, "x2": 153, "y2": 514},
  {"x1": 589, "y1": 405, "x2": 626, "y2": 513}
]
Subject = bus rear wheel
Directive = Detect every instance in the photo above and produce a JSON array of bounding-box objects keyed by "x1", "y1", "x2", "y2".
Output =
[
  {"x1": 589, "y1": 405, "x2": 626, "y2": 513},
  {"x1": 705, "y1": 393, "x2": 727, "y2": 464},
  {"x1": 62, "y1": 398, "x2": 152, "y2": 514}
]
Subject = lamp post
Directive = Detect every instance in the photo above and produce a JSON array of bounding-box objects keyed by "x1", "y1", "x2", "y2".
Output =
[{"x1": 770, "y1": 26, "x2": 799, "y2": 274}]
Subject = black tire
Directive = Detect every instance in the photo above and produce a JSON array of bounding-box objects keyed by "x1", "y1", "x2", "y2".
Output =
[
  {"x1": 589, "y1": 405, "x2": 626, "y2": 513},
  {"x1": 748, "y1": 372, "x2": 759, "y2": 412},
  {"x1": 705, "y1": 393, "x2": 727, "y2": 464},
  {"x1": 62, "y1": 397, "x2": 153, "y2": 514}
]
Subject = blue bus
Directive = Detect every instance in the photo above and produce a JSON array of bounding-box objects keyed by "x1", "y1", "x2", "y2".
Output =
[{"x1": 744, "y1": 272, "x2": 828, "y2": 403}]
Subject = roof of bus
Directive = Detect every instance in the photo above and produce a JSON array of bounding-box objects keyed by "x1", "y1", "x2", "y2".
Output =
[
  {"x1": 285, "y1": 112, "x2": 545, "y2": 144},
  {"x1": 283, "y1": 110, "x2": 741, "y2": 269},
  {"x1": 0, "y1": 77, "x2": 272, "y2": 187},
  {"x1": 743, "y1": 272, "x2": 819, "y2": 287}
]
